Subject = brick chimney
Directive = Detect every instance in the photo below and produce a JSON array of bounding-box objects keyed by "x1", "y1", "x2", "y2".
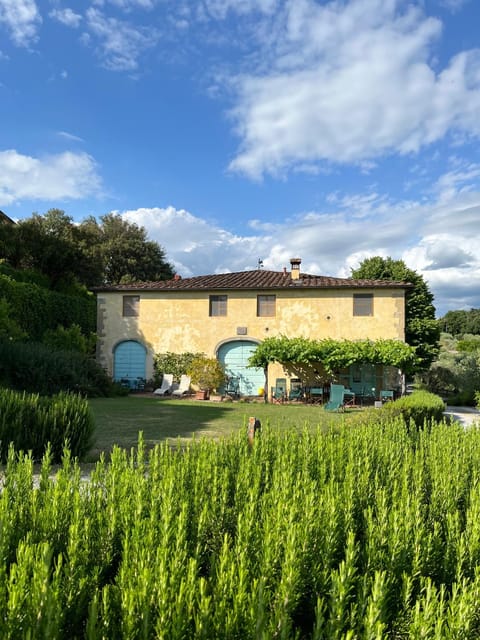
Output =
[{"x1": 290, "y1": 258, "x2": 301, "y2": 280}]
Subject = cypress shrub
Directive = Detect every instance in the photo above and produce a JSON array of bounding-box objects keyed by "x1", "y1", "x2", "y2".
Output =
[{"x1": 0, "y1": 388, "x2": 94, "y2": 461}]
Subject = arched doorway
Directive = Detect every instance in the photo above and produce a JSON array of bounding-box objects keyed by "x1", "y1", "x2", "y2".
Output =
[
  {"x1": 113, "y1": 340, "x2": 146, "y2": 386},
  {"x1": 217, "y1": 340, "x2": 264, "y2": 396}
]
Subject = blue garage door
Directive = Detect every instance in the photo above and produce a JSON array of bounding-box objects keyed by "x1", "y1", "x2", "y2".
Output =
[
  {"x1": 217, "y1": 341, "x2": 264, "y2": 396},
  {"x1": 114, "y1": 341, "x2": 146, "y2": 385}
]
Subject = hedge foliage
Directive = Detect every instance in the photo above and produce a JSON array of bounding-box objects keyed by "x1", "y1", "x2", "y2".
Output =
[
  {"x1": 0, "y1": 273, "x2": 95, "y2": 341},
  {"x1": 153, "y1": 351, "x2": 204, "y2": 386},
  {"x1": 0, "y1": 388, "x2": 94, "y2": 461},
  {"x1": 358, "y1": 390, "x2": 446, "y2": 430},
  {"x1": 0, "y1": 341, "x2": 112, "y2": 397}
]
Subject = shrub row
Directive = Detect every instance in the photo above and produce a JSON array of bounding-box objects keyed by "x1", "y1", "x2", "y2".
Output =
[
  {"x1": 0, "y1": 341, "x2": 113, "y2": 397},
  {"x1": 0, "y1": 274, "x2": 95, "y2": 340},
  {"x1": 0, "y1": 388, "x2": 94, "y2": 461}
]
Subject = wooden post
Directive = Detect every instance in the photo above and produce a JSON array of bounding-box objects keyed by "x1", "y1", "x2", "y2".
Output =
[{"x1": 247, "y1": 416, "x2": 261, "y2": 446}]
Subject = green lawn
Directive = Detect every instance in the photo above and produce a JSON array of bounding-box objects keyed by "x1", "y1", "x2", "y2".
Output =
[{"x1": 88, "y1": 395, "x2": 350, "y2": 461}]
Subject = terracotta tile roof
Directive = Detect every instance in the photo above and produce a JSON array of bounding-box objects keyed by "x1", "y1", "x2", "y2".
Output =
[{"x1": 95, "y1": 269, "x2": 412, "y2": 292}]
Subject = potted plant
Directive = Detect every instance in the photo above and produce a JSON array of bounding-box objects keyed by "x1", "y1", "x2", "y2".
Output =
[{"x1": 188, "y1": 355, "x2": 226, "y2": 400}]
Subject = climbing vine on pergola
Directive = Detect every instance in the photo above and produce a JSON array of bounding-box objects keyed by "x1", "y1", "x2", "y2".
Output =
[{"x1": 248, "y1": 336, "x2": 419, "y2": 376}]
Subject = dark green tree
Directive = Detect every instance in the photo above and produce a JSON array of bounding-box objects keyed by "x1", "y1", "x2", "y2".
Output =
[
  {"x1": 14, "y1": 210, "x2": 92, "y2": 290},
  {"x1": 79, "y1": 213, "x2": 174, "y2": 285},
  {"x1": 351, "y1": 256, "x2": 440, "y2": 371},
  {"x1": 2, "y1": 210, "x2": 174, "y2": 288},
  {"x1": 440, "y1": 309, "x2": 480, "y2": 336}
]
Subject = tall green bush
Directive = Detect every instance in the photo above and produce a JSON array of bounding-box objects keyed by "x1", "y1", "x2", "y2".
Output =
[
  {"x1": 0, "y1": 341, "x2": 112, "y2": 397},
  {"x1": 43, "y1": 324, "x2": 96, "y2": 354},
  {"x1": 153, "y1": 351, "x2": 203, "y2": 386},
  {"x1": 0, "y1": 274, "x2": 95, "y2": 340},
  {"x1": 377, "y1": 390, "x2": 446, "y2": 428},
  {"x1": 0, "y1": 388, "x2": 94, "y2": 461}
]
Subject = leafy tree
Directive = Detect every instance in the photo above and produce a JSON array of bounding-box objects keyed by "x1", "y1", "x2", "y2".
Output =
[
  {"x1": 79, "y1": 213, "x2": 174, "y2": 285},
  {"x1": 1, "y1": 210, "x2": 174, "y2": 288},
  {"x1": 351, "y1": 256, "x2": 440, "y2": 371},
  {"x1": 440, "y1": 309, "x2": 480, "y2": 336},
  {"x1": 13, "y1": 210, "x2": 93, "y2": 290}
]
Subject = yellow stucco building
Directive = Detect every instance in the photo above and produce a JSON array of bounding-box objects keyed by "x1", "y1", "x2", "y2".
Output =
[{"x1": 95, "y1": 258, "x2": 409, "y2": 398}]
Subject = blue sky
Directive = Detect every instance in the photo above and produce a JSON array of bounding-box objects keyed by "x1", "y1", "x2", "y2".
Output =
[{"x1": 1, "y1": 0, "x2": 480, "y2": 316}]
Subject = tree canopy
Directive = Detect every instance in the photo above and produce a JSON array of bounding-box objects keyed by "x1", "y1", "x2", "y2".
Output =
[
  {"x1": 440, "y1": 309, "x2": 480, "y2": 336},
  {"x1": 0, "y1": 209, "x2": 174, "y2": 289},
  {"x1": 351, "y1": 256, "x2": 440, "y2": 371}
]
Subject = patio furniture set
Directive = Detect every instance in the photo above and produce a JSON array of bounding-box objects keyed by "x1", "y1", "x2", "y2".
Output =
[{"x1": 270, "y1": 378, "x2": 395, "y2": 410}]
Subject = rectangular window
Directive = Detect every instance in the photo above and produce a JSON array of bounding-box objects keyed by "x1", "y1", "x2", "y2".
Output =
[
  {"x1": 353, "y1": 293, "x2": 373, "y2": 316},
  {"x1": 209, "y1": 295, "x2": 227, "y2": 316},
  {"x1": 123, "y1": 295, "x2": 140, "y2": 317},
  {"x1": 257, "y1": 294, "x2": 276, "y2": 317}
]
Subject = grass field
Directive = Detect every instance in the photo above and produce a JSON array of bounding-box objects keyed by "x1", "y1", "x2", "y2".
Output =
[{"x1": 88, "y1": 395, "x2": 348, "y2": 460}]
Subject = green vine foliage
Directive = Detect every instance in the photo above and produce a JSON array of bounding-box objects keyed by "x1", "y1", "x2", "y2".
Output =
[{"x1": 248, "y1": 336, "x2": 419, "y2": 375}]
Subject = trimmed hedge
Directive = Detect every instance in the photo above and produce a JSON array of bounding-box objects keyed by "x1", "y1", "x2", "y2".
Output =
[
  {"x1": 378, "y1": 390, "x2": 446, "y2": 428},
  {"x1": 0, "y1": 388, "x2": 94, "y2": 461},
  {"x1": 0, "y1": 274, "x2": 95, "y2": 340},
  {"x1": 0, "y1": 341, "x2": 112, "y2": 397}
]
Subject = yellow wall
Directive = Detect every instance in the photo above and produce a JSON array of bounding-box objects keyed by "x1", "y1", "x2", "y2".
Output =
[{"x1": 96, "y1": 287, "x2": 405, "y2": 381}]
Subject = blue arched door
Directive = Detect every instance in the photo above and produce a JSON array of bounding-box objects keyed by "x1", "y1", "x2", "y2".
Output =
[
  {"x1": 217, "y1": 340, "x2": 264, "y2": 396},
  {"x1": 113, "y1": 341, "x2": 146, "y2": 386}
]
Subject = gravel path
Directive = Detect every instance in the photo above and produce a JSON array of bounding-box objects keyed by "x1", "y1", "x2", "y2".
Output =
[{"x1": 444, "y1": 406, "x2": 480, "y2": 427}]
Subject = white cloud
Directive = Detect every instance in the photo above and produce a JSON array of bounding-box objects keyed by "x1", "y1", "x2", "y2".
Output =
[
  {"x1": 200, "y1": 0, "x2": 279, "y2": 19},
  {"x1": 227, "y1": 0, "x2": 480, "y2": 178},
  {"x1": 0, "y1": 0, "x2": 41, "y2": 46},
  {"x1": 120, "y1": 206, "x2": 266, "y2": 276},
  {"x1": 49, "y1": 8, "x2": 82, "y2": 28},
  {"x1": 0, "y1": 149, "x2": 102, "y2": 205},
  {"x1": 117, "y1": 182, "x2": 480, "y2": 316},
  {"x1": 57, "y1": 130, "x2": 84, "y2": 143},
  {"x1": 93, "y1": 0, "x2": 157, "y2": 10},
  {"x1": 433, "y1": 162, "x2": 480, "y2": 203},
  {"x1": 439, "y1": 0, "x2": 470, "y2": 12},
  {"x1": 85, "y1": 7, "x2": 159, "y2": 71}
]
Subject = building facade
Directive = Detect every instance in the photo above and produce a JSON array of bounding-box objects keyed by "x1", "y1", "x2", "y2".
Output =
[{"x1": 95, "y1": 259, "x2": 409, "y2": 396}]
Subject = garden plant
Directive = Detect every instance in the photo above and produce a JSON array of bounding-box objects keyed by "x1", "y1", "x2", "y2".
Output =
[{"x1": 1, "y1": 410, "x2": 480, "y2": 637}]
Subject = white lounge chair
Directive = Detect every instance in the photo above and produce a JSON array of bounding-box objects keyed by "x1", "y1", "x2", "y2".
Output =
[
  {"x1": 172, "y1": 374, "x2": 191, "y2": 397},
  {"x1": 153, "y1": 373, "x2": 173, "y2": 396}
]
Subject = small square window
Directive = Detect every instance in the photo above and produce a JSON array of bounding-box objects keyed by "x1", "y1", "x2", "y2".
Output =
[
  {"x1": 353, "y1": 293, "x2": 373, "y2": 316},
  {"x1": 209, "y1": 295, "x2": 227, "y2": 316},
  {"x1": 257, "y1": 295, "x2": 276, "y2": 317},
  {"x1": 123, "y1": 295, "x2": 140, "y2": 317}
]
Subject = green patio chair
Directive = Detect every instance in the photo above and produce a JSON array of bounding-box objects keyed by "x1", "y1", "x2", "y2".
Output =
[
  {"x1": 271, "y1": 378, "x2": 287, "y2": 403},
  {"x1": 288, "y1": 378, "x2": 303, "y2": 402},
  {"x1": 325, "y1": 384, "x2": 345, "y2": 411},
  {"x1": 309, "y1": 387, "x2": 324, "y2": 403}
]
